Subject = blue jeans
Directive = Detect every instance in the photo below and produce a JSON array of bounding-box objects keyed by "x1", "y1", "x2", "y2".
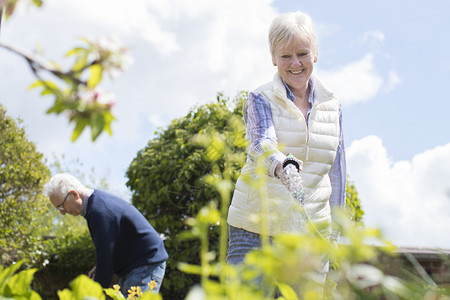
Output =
[
  {"x1": 226, "y1": 226, "x2": 328, "y2": 296},
  {"x1": 119, "y1": 261, "x2": 166, "y2": 297},
  {"x1": 227, "y1": 225, "x2": 264, "y2": 264}
]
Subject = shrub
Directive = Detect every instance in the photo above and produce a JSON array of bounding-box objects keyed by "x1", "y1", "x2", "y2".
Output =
[
  {"x1": 0, "y1": 104, "x2": 51, "y2": 268},
  {"x1": 126, "y1": 93, "x2": 247, "y2": 299},
  {"x1": 32, "y1": 230, "x2": 96, "y2": 300}
]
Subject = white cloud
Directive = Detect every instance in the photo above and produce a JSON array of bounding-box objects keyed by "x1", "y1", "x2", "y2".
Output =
[
  {"x1": 148, "y1": 113, "x2": 165, "y2": 128},
  {"x1": 359, "y1": 30, "x2": 385, "y2": 47},
  {"x1": 49, "y1": 0, "x2": 181, "y2": 55},
  {"x1": 385, "y1": 70, "x2": 402, "y2": 92},
  {"x1": 0, "y1": 0, "x2": 277, "y2": 195},
  {"x1": 317, "y1": 54, "x2": 383, "y2": 105},
  {"x1": 347, "y1": 136, "x2": 450, "y2": 248}
]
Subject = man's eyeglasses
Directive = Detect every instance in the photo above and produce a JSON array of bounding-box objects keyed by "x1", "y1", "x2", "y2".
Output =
[{"x1": 56, "y1": 192, "x2": 71, "y2": 211}]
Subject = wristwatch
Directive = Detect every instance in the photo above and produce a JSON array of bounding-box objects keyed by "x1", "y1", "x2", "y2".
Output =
[{"x1": 282, "y1": 153, "x2": 301, "y2": 172}]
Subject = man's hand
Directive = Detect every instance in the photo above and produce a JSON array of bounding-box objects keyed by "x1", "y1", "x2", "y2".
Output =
[{"x1": 88, "y1": 266, "x2": 96, "y2": 279}]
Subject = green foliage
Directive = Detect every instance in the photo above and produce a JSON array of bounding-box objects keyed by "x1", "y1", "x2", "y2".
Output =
[
  {"x1": 126, "y1": 92, "x2": 247, "y2": 299},
  {"x1": 0, "y1": 261, "x2": 41, "y2": 300},
  {"x1": 104, "y1": 283, "x2": 163, "y2": 300},
  {"x1": 346, "y1": 177, "x2": 364, "y2": 225},
  {"x1": 0, "y1": 0, "x2": 42, "y2": 20},
  {"x1": 0, "y1": 105, "x2": 52, "y2": 267},
  {"x1": 0, "y1": 93, "x2": 447, "y2": 300},
  {"x1": 27, "y1": 37, "x2": 119, "y2": 142},
  {"x1": 58, "y1": 275, "x2": 105, "y2": 300},
  {"x1": 0, "y1": 262, "x2": 162, "y2": 300},
  {"x1": 1, "y1": 3, "x2": 131, "y2": 142},
  {"x1": 0, "y1": 104, "x2": 98, "y2": 298},
  {"x1": 32, "y1": 231, "x2": 96, "y2": 300},
  {"x1": 179, "y1": 128, "x2": 448, "y2": 300},
  {"x1": 126, "y1": 91, "x2": 366, "y2": 299}
]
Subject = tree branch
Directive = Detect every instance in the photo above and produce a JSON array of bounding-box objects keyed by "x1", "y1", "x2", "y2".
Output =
[{"x1": 0, "y1": 40, "x2": 87, "y2": 86}]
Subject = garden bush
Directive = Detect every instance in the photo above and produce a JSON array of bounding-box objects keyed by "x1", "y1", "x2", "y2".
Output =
[
  {"x1": 32, "y1": 230, "x2": 96, "y2": 300},
  {"x1": 1, "y1": 110, "x2": 448, "y2": 298},
  {"x1": 0, "y1": 104, "x2": 51, "y2": 268},
  {"x1": 126, "y1": 93, "x2": 248, "y2": 299}
]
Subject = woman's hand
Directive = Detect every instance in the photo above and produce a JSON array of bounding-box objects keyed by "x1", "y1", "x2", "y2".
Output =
[{"x1": 279, "y1": 164, "x2": 303, "y2": 191}]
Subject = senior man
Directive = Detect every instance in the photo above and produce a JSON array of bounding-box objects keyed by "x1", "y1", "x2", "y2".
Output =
[{"x1": 44, "y1": 173, "x2": 168, "y2": 296}]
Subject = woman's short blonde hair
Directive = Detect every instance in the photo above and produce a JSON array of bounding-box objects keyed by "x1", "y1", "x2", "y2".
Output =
[{"x1": 269, "y1": 11, "x2": 318, "y2": 59}]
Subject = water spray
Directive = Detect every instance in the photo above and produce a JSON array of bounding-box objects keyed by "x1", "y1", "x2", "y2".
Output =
[{"x1": 281, "y1": 153, "x2": 329, "y2": 242}]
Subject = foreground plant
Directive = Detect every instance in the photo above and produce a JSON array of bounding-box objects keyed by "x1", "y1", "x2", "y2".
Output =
[
  {"x1": 104, "y1": 281, "x2": 161, "y2": 300},
  {"x1": 179, "y1": 124, "x2": 450, "y2": 300},
  {"x1": 0, "y1": 261, "x2": 41, "y2": 300}
]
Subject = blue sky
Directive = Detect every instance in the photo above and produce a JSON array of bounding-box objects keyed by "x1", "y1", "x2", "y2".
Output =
[{"x1": 1, "y1": 0, "x2": 449, "y2": 248}]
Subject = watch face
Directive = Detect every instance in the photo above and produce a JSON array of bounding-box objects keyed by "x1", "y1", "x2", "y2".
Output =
[{"x1": 283, "y1": 157, "x2": 300, "y2": 171}]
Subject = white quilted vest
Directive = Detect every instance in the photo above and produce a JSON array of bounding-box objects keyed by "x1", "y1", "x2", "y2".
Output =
[{"x1": 227, "y1": 73, "x2": 340, "y2": 237}]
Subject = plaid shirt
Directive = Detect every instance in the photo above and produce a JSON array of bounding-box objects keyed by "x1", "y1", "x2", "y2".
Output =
[{"x1": 244, "y1": 78, "x2": 346, "y2": 237}]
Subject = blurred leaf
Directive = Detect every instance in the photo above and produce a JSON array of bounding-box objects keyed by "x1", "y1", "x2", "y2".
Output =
[
  {"x1": 71, "y1": 51, "x2": 89, "y2": 72},
  {"x1": 65, "y1": 47, "x2": 86, "y2": 57},
  {"x1": 0, "y1": 263, "x2": 41, "y2": 300},
  {"x1": 178, "y1": 262, "x2": 202, "y2": 275},
  {"x1": 57, "y1": 289, "x2": 73, "y2": 300},
  {"x1": 0, "y1": 262, "x2": 24, "y2": 292},
  {"x1": 90, "y1": 113, "x2": 105, "y2": 141},
  {"x1": 69, "y1": 275, "x2": 105, "y2": 300},
  {"x1": 140, "y1": 291, "x2": 163, "y2": 300},
  {"x1": 277, "y1": 282, "x2": 299, "y2": 300},
  {"x1": 46, "y1": 98, "x2": 66, "y2": 114},
  {"x1": 103, "y1": 288, "x2": 116, "y2": 299},
  {"x1": 103, "y1": 110, "x2": 114, "y2": 135},
  {"x1": 28, "y1": 79, "x2": 57, "y2": 91},
  {"x1": 87, "y1": 65, "x2": 103, "y2": 88},
  {"x1": 71, "y1": 118, "x2": 89, "y2": 142},
  {"x1": 5, "y1": 269, "x2": 39, "y2": 299},
  {"x1": 32, "y1": 0, "x2": 43, "y2": 8}
]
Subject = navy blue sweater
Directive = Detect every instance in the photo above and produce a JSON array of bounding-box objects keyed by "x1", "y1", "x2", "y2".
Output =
[{"x1": 84, "y1": 189, "x2": 168, "y2": 288}]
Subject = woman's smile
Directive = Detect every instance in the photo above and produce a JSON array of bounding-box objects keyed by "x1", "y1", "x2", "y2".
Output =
[{"x1": 272, "y1": 37, "x2": 317, "y2": 94}]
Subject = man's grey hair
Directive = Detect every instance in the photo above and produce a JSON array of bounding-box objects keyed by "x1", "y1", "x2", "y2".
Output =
[{"x1": 43, "y1": 173, "x2": 88, "y2": 199}]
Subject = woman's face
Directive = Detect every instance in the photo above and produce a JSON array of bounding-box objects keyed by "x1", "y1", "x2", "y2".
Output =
[{"x1": 272, "y1": 37, "x2": 317, "y2": 94}]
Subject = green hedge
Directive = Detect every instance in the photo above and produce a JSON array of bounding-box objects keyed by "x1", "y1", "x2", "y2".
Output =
[{"x1": 33, "y1": 230, "x2": 96, "y2": 300}]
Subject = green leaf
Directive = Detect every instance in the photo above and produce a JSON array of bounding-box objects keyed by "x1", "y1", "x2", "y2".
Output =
[
  {"x1": 66, "y1": 47, "x2": 87, "y2": 57},
  {"x1": 71, "y1": 53, "x2": 88, "y2": 72},
  {"x1": 46, "y1": 102, "x2": 65, "y2": 114},
  {"x1": 87, "y1": 65, "x2": 103, "y2": 88},
  {"x1": 0, "y1": 262, "x2": 23, "y2": 292},
  {"x1": 103, "y1": 288, "x2": 122, "y2": 299},
  {"x1": 32, "y1": 0, "x2": 43, "y2": 7},
  {"x1": 5, "y1": 269, "x2": 40, "y2": 299},
  {"x1": 103, "y1": 111, "x2": 115, "y2": 135},
  {"x1": 276, "y1": 282, "x2": 299, "y2": 300},
  {"x1": 177, "y1": 262, "x2": 202, "y2": 275},
  {"x1": 140, "y1": 291, "x2": 162, "y2": 300},
  {"x1": 40, "y1": 88, "x2": 54, "y2": 96},
  {"x1": 57, "y1": 289, "x2": 73, "y2": 300},
  {"x1": 90, "y1": 113, "x2": 105, "y2": 141},
  {"x1": 28, "y1": 80, "x2": 58, "y2": 91},
  {"x1": 69, "y1": 275, "x2": 105, "y2": 300},
  {"x1": 71, "y1": 119, "x2": 89, "y2": 142}
]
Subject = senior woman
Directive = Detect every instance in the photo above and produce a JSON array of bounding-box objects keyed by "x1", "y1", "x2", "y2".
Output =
[{"x1": 226, "y1": 10, "x2": 346, "y2": 292}]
